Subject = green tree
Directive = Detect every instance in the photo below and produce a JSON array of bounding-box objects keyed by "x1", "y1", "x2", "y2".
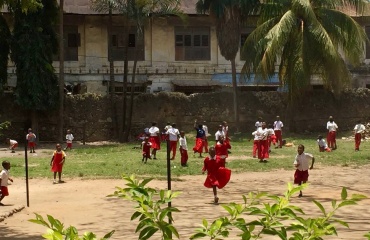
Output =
[
  {"x1": 196, "y1": 0, "x2": 259, "y2": 128},
  {"x1": 241, "y1": 0, "x2": 368, "y2": 130},
  {"x1": 10, "y1": 0, "x2": 59, "y2": 132},
  {"x1": 92, "y1": 0, "x2": 185, "y2": 142}
]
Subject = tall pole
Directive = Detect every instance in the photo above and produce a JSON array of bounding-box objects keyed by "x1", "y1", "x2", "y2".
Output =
[
  {"x1": 25, "y1": 138, "x2": 29, "y2": 207},
  {"x1": 58, "y1": 0, "x2": 65, "y2": 142},
  {"x1": 166, "y1": 138, "x2": 172, "y2": 224}
]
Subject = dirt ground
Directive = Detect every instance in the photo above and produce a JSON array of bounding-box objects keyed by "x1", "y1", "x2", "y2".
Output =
[{"x1": 0, "y1": 148, "x2": 370, "y2": 239}]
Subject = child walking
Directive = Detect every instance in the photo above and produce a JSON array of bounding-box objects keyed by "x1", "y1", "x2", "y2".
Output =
[
  {"x1": 50, "y1": 144, "x2": 66, "y2": 184},
  {"x1": 179, "y1": 131, "x2": 188, "y2": 167},
  {"x1": 202, "y1": 147, "x2": 231, "y2": 204},
  {"x1": 6, "y1": 138, "x2": 18, "y2": 153},
  {"x1": 65, "y1": 129, "x2": 74, "y2": 150},
  {"x1": 0, "y1": 160, "x2": 13, "y2": 206},
  {"x1": 142, "y1": 137, "x2": 152, "y2": 163},
  {"x1": 293, "y1": 144, "x2": 315, "y2": 197},
  {"x1": 353, "y1": 120, "x2": 366, "y2": 151},
  {"x1": 26, "y1": 128, "x2": 37, "y2": 153}
]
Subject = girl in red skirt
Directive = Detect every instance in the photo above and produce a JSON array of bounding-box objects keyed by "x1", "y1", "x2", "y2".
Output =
[
  {"x1": 142, "y1": 137, "x2": 152, "y2": 163},
  {"x1": 193, "y1": 120, "x2": 205, "y2": 157},
  {"x1": 293, "y1": 144, "x2": 315, "y2": 197},
  {"x1": 202, "y1": 147, "x2": 231, "y2": 204},
  {"x1": 50, "y1": 144, "x2": 66, "y2": 184}
]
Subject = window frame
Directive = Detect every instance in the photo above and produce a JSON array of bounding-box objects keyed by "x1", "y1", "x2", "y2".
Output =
[{"x1": 174, "y1": 27, "x2": 210, "y2": 61}]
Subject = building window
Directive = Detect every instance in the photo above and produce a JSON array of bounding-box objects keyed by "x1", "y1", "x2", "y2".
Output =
[
  {"x1": 240, "y1": 27, "x2": 254, "y2": 61},
  {"x1": 175, "y1": 27, "x2": 210, "y2": 61},
  {"x1": 54, "y1": 25, "x2": 80, "y2": 61},
  {"x1": 366, "y1": 26, "x2": 370, "y2": 59},
  {"x1": 109, "y1": 27, "x2": 144, "y2": 61}
]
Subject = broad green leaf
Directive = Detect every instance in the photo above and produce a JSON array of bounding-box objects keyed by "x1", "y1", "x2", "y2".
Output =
[
  {"x1": 332, "y1": 218, "x2": 349, "y2": 228},
  {"x1": 202, "y1": 218, "x2": 208, "y2": 228},
  {"x1": 131, "y1": 211, "x2": 142, "y2": 220},
  {"x1": 139, "y1": 178, "x2": 153, "y2": 187},
  {"x1": 138, "y1": 226, "x2": 155, "y2": 239},
  {"x1": 341, "y1": 187, "x2": 348, "y2": 200},
  {"x1": 312, "y1": 200, "x2": 326, "y2": 216},
  {"x1": 167, "y1": 225, "x2": 180, "y2": 238},
  {"x1": 190, "y1": 232, "x2": 207, "y2": 239},
  {"x1": 102, "y1": 230, "x2": 115, "y2": 239}
]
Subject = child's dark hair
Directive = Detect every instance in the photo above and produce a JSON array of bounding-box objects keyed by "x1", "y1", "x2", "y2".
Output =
[
  {"x1": 317, "y1": 135, "x2": 323, "y2": 139},
  {"x1": 2, "y1": 160, "x2": 10, "y2": 168},
  {"x1": 298, "y1": 144, "x2": 305, "y2": 151}
]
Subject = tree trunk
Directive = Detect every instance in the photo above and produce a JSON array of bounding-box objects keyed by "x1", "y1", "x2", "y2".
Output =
[
  {"x1": 231, "y1": 58, "x2": 239, "y2": 129},
  {"x1": 108, "y1": 5, "x2": 117, "y2": 139},
  {"x1": 58, "y1": 0, "x2": 64, "y2": 142},
  {"x1": 119, "y1": 18, "x2": 129, "y2": 142}
]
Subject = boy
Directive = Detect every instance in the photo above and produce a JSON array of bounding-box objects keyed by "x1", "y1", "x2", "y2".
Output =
[
  {"x1": 142, "y1": 137, "x2": 152, "y2": 163},
  {"x1": 353, "y1": 120, "x2": 366, "y2": 151},
  {"x1": 293, "y1": 144, "x2": 315, "y2": 197},
  {"x1": 0, "y1": 160, "x2": 13, "y2": 206},
  {"x1": 317, "y1": 135, "x2": 331, "y2": 152},
  {"x1": 65, "y1": 129, "x2": 74, "y2": 151},
  {"x1": 6, "y1": 138, "x2": 18, "y2": 153},
  {"x1": 179, "y1": 131, "x2": 188, "y2": 167},
  {"x1": 26, "y1": 128, "x2": 37, "y2": 153}
]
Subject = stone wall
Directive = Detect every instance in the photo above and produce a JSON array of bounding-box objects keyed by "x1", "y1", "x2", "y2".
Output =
[{"x1": 1, "y1": 89, "x2": 370, "y2": 142}]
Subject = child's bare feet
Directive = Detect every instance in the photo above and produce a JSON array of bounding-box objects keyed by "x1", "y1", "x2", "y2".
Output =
[{"x1": 214, "y1": 197, "x2": 219, "y2": 204}]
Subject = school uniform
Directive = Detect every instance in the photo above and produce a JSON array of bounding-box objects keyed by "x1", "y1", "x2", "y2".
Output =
[
  {"x1": 193, "y1": 127, "x2": 205, "y2": 153},
  {"x1": 179, "y1": 136, "x2": 188, "y2": 166},
  {"x1": 149, "y1": 126, "x2": 161, "y2": 150},
  {"x1": 326, "y1": 121, "x2": 338, "y2": 148},
  {"x1": 354, "y1": 124, "x2": 366, "y2": 150},
  {"x1": 202, "y1": 156, "x2": 231, "y2": 189},
  {"x1": 293, "y1": 152, "x2": 314, "y2": 184},
  {"x1": 273, "y1": 121, "x2": 284, "y2": 147},
  {"x1": 166, "y1": 127, "x2": 180, "y2": 159},
  {"x1": 317, "y1": 139, "x2": 331, "y2": 152},
  {"x1": 256, "y1": 127, "x2": 269, "y2": 160},
  {"x1": 215, "y1": 141, "x2": 231, "y2": 167},
  {"x1": 142, "y1": 141, "x2": 152, "y2": 158}
]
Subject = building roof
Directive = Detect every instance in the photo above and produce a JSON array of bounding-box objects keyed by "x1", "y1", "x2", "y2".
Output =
[{"x1": 60, "y1": 0, "x2": 198, "y2": 15}]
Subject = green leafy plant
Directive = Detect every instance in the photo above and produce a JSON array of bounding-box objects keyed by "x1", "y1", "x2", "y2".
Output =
[
  {"x1": 29, "y1": 213, "x2": 114, "y2": 240},
  {"x1": 108, "y1": 175, "x2": 181, "y2": 240},
  {"x1": 190, "y1": 183, "x2": 367, "y2": 240},
  {"x1": 0, "y1": 120, "x2": 10, "y2": 136}
]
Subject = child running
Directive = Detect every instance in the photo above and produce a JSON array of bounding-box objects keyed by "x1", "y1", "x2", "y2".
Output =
[
  {"x1": 142, "y1": 137, "x2": 152, "y2": 163},
  {"x1": 179, "y1": 131, "x2": 188, "y2": 167},
  {"x1": 202, "y1": 147, "x2": 231, "y2": 204},
  {"x1": 65, "y1": 129, "x2": 74, "y2": 151},
  {"x1": 6, "y1": 138, "x2": 18, "y2": 153},
  {"x1": 293, "y1": 144, "x2": 315, "y2": 197},
  {"x1": 50, "y1": 144, "x2": 66, "y2": 184},
  {"x1": 0, "y1": 160, "x2": 13, "y2": 206}
]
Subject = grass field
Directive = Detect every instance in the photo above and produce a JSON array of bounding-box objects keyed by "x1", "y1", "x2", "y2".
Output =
[{"x1": 6, "y1": 132, "x2": 370, "y2": 180}]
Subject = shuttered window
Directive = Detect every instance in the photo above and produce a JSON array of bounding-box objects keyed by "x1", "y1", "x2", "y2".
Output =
[
  {"x1": 175, "y1": 27, "x2": 210, "y2": 61},
  {"x1": 109, "y1": 27, "x2": 144, "y2": 61}
]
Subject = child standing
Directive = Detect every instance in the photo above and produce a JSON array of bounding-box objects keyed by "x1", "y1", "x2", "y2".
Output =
[
  {"x1": 26, "y1": 128, "x2": 37, "y2": 153},
  {"x1": 179, "y1": 131, "x2": 188, "y2": 167},
  {"x1": 6, "y1": 138, "x2": 18, "y2": 153},
  {"x1": 142, "y1": 137, "x2": 152, "y2": 163},
  {"x1": 202, "y1": 147, "x2": 231, "y2": 204},
  {"x1": 353, "y1": 120, "x2": 366, "y2": 151},
  {"x1": 65, "y1": 129, "x2": 74, "y2": 151},
  {"x1": 0, "y1": 160, "x2": 13, "y2": 206},
  {"x1": 50, "y1": 144, "x2": 66, "y2": 184},
  {"x1": 215, "y1": 136, "x2": 231, "y2": 167},
  {"x1": 317, "y1": 135, "x2": 331, "y2": 152},
  {"x1": 293, "y1": 144, "x2": 315, "y2": 197}
]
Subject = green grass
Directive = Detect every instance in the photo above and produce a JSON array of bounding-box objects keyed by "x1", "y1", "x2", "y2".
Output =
[{"x1": 6, "y1": 132, "x2": 370, "y2": 180}]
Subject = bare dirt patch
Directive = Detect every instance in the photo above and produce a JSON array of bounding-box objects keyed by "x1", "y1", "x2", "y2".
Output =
[{"x1": 0, "y1": 165, "x2": 369, "y2": 240}]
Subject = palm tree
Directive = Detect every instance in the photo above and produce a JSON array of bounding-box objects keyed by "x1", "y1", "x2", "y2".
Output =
[
  {"x1": 242, "y1": 0, "x2": 368, "y2": 130},
  {"x1": 92, "y1": 0, "x2": 185, "y2": 141},
  {"x1": 196, "y1": 0, "x2": 260, "y2": 128}
]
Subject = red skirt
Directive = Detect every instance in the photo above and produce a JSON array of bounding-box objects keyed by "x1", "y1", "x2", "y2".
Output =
[
  {"x1": 204, "y1": 167, "x2": 231, "y2": 189},
  {"x1": 294, "y1": 169, "x2": 309, "y2": 184},
  {"x1": 193, "y1": 138, "x2": 204, "y2": 153},
  {"x1": 149, "y1": 136, "x2": 161, "y2": 150}
]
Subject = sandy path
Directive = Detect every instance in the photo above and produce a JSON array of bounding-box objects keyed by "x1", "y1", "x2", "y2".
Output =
[{"x1": 1, "y1": 164, "x2": 370, "y2": 240}]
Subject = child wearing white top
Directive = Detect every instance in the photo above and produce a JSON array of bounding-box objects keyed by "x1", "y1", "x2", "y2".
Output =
[
  {"x1": 293, "y1": 144, "x2": 315, "y2": 197},
  {"x1": 353, "y1": 121, "x2": 366, "y2": 151},
  {"x1": 326, "y1": 116, "x2": 338, "y2": 150},
  {"x1": 179, "y1": 131, "x2": 188, "y2": 167},
  {"x1": 65, "y1": 129, "x2": 74, "y2": 150},
  {"x1": 317, "y1": 135, "x2": 331, "y2": 152}
]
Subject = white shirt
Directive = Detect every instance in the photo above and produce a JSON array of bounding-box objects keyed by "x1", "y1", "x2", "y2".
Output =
[
  {"x1": 274, "y1": 121, "x2": 283, "y2": 131},
  {"x1": 179, "y1": 136, "x2": 188, "y2": 150},
  {"x1": 252, "y1": 131, "x2": 259, "y2": 141},
  {"x1": 10, "y1": 139, "x2": 17, "y2": 145},
  {"x1": 256, "y1": 127, "x2": 269, "y2": 140},
  {"x1": 294, "y1": 152, "x2": 314, "y2": 171},
  {"x1": 327, "y1": 121, "x2": 338, "y2": 132},
  {"x1": 0, "y1": 169, "x2": 10, "y2": 187},
  {"x1": 203, "y1": 125, "x2": 210, "y2": 136},
  {"x1": 255, "y1": 121, "x2": 262, "y2": 129},
  {"x1": 354, "y1": 124, "x2": 365, "y2": 134},
  {"x1": 267, "y1": 128, "x2": 275, "y2": 136},
  {"x1": 164, "y1": 125, "x2": 172, "y2": 131},
  {"x1": 215, "y1": 130, "x2": 224, "y2": 141},
  {"x1": 66, "y1": 133, "x2": 74, "y2": 143},
  {"x1": 317, "y1": 139, "x2": 328, "y2": 148},
  {"x1": 222, "y1": 126, "x2": 228, "y2": 136},
  {"x1": 166, "y1": 128, "x2": 180, "y2": 141},
  {"x1": 149, "y1": 126, "x2": 160, "y2": 136}
]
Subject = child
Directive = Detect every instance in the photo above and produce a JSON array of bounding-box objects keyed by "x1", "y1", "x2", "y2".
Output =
[
  {"x1": 215, "y1": 136, "x2": 231, "y2": 167},
  {"x1": 317, "y1": 135, "x2": 331, "y2": 152},
  {"x1": 293, "y1": 144, "x2": 315, "y2": 197},
  {"x1": 267, "y1": 124, "x2": 276, "y2": 153},
  {"x1": 6, "y1": 138, "x2": 18, "y2": 153},
  {"x1": 50, "y1": 144, "x2": 66, "y2": 184},
  {"x1": 202, "y1": 147, "x2": 231, "y2": 204},
  {"x1": 141, "y1": 137, "x2": 152, "y2": 163},
  {"x1": 193, "y1": 120, "x2": 205, "y2": 157},
  {"x1": 353, "y1": 120, "x2": 366, "y2": 151},
  {"x1": 0, "y1": 160, "x2": 13, "y2": 206},
  {"x1": 179, "y1": 131, "x2": 188, "y2": 167},
  {"x1": 65, "y1": 129, "x2": 74, "y2": 151},
  {"x1": 251, "y1": 130, "x2": 259, "y2": 158},
  {"x1": 26, "y1": 128, "x2": 37, "y2": 153}
]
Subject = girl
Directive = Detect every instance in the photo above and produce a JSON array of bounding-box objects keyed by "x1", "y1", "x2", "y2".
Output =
[
  {"x1": 193, "y1": 120, "x2": 205, "y2": 157},
  {"x1": 65, "y1": 129, "x2": 74, "y2": 150},
  {"x1": 215, "y1": 136, "x2": 231, "y2": 167},
  {"x1": 50, "y1": 144, "x2": 66, "y2": 184},
  {"x1": 148, "y1": 122, "x2": 161, "y2": 159},
  {"x1": 202, "y1": 147, "x2": 231, "y2": 204},
  {"x1": 26, "y1": 128, "x2": 37, "y2": 153},
  {"x1": 6, "y1": 138, "x2": 18, "y2": 153},
  {"x1": 293, "y1": 144, "x2": 315, "y2": 197},
  {"x1": 0, "y1": 161, "x2": 13, "y2": 206},
  {"x1": 142, "y1": 137, "x2": 152, "y2": 163}
]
